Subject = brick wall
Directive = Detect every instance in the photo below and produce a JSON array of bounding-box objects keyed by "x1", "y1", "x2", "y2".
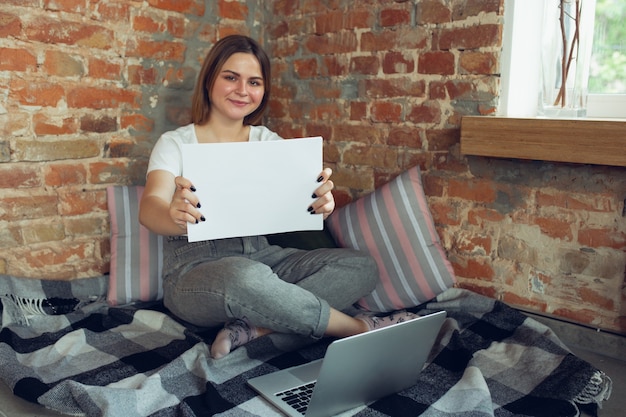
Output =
[
  {"x1": 263, "y1": 0, "x2": 625, "y2": 335},
  {"x1": 1, "y1": 0, "x2": 624, "y2": 335},
  {"x1": 0, "y1": 0, "x2": 266, "y2": 278}
]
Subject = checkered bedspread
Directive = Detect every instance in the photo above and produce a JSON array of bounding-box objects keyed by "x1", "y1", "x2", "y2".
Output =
[{"x1": 0, "y1": 274, "x2": 612, "y2": 416}]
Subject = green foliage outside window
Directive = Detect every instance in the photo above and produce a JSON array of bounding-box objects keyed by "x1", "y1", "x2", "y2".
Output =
[{"x1": 589, "y1": 0, "x2": 626, "y2": 93}]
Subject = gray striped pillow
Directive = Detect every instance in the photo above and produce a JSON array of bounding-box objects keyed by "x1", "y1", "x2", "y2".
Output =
[
  {"x1": 327, "y1": 166, "x2": 456, "y2": 312},
  {"x1": 106, "y1": 186, "x2": 163, "y2": 305}
]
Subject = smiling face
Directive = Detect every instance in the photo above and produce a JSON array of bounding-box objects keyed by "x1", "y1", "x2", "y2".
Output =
[{"x1": 208, "y1": 52, "x2": 265, "y2": 124}]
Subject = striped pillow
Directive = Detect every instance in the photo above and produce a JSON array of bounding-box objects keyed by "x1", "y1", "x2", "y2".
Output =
[
  {"x1": 327, "y1": 166, "x2": 456, "y2": 312},
  {"x1": 106, "y1": 186, "x2": 163, "y2": 305}
]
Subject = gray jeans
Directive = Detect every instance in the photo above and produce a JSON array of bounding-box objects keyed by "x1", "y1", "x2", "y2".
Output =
[{"x1": 162, "y1": 235, "x2": 378, "y2": 339}]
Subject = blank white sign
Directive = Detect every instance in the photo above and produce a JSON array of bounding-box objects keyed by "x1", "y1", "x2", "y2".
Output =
[{"x1": 182, "y1": 137, "x2": 323, "y2": 242}]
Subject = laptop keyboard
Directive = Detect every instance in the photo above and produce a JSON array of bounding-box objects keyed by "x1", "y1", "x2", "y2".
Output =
[{"x1": 276, "y1": 382, "x2": 316, "y2": 415}]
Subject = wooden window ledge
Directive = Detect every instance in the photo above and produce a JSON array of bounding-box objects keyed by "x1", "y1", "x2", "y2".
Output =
[{"x1": 460, "y1": 116, "x2": 626, "y2": 167}]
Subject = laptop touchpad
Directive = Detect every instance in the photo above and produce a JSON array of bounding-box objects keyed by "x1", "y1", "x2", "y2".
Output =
[{"x1": 288, "y1": 359, "x2": 323, "y2": 383}]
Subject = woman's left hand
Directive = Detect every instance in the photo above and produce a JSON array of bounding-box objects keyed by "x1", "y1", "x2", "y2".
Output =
[{"x1": 309, "y1": 167, "x2": 335, "y2": 220}]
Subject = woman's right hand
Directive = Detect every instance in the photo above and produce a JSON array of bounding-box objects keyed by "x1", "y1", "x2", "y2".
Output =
[{"x1": 170, "y1": 176, "x2": 205, "y2": 230}]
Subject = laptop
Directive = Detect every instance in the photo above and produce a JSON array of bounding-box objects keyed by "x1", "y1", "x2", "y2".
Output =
[{"x1": 247, "y1": 310, "x2": 447, "y2": 417}]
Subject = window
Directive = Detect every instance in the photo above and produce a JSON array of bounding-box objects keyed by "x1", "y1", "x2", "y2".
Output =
[{"x1": 499, "y1": 0, "x2": 626, "y2": 119}]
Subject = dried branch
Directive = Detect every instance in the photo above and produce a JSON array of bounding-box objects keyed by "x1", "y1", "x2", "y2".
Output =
[{"x1": 554, "y1": 0, "x2": 582, "y2": 107}]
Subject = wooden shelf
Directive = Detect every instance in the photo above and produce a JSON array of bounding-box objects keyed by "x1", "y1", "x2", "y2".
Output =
[{"x1": 460, "y1": 116, "x2": 626, "y2": 167}]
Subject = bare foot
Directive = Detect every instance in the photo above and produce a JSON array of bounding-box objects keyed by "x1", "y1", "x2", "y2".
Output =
[{"x1": 210, "y1": 318, "x2": 258, "y2": 359}]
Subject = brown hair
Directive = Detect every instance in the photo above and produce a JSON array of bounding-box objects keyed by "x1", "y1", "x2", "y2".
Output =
[{"x1": 191, "y1": 35, "x2": 271, "y2": 126}]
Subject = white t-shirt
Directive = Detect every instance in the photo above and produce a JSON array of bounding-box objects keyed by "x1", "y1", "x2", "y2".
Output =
[{"x1": 147, "y1": 124, "x2": 283, "y2": 177}]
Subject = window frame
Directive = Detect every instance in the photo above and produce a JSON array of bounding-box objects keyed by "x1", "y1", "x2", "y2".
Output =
[{"x1": 499, "y1": 0, "x2": 626, "y2": 119}]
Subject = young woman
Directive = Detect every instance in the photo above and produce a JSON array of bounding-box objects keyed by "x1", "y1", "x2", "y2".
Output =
[{"x1": 139, "y1": 35, "x2": 416, "y2": 359}]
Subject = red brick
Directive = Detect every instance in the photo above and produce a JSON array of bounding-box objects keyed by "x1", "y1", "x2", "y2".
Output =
[
  {"x1": 438, "y1": 24, "x2": 501, "y2": 50},
  {"x1": 0, "y1": 194, "x2": 58, "y2": 221},
  {"x1": 445, "y1": 79, "x2": 476, "y2": 99},
  {"x1": 418, "y1": 51, "x2": 455, "y2": 75},
  {"x1": 0, "y1": 12, "x2": 22, "y2": 38},
  {"x1": 407, "y1": 101, "x2": 441, "y2": 124},
  {"x1": 380, "y1": 8, "x2": 411, "y2": 27},
  {"x1": 383, "y1": 51, "x2": 414, "y2": 74},
  {"x1": 0, "y1": 165, "x2": 41, "y2": 188},
  {"x1": 362, "y1": 78, "x2": 426, "y2": 99},
  {"x1": 126, "y1": 39, "x2": 186, "y2": 61},
  {"x1": 45, "y1": 163, "x2": 87, "y2": 187},
  {"x1": 452, "y1": 256, "x2": 495, "y2": 279},
  {"x1": 371, "y1": 101, "x2": 402, "y2": 123},
  {"x1": 533, "y1": 216, "x2": 573, "y2": 241},
  {"x1": 128, "y1": 65, "x2": 158, "y2": 85},
  {"x1": 331, "y1": 166, "x2": 374, "y2": 191},
  {"x1": 453, "y1": 0, "x2": 503, "y2": 20},
  {"x1": 44, "y1": 0, "x2": 86, "y2": 13},
  {"x1": 332, "y1": 124, "x2": 384, "y2": 145},
  {"x1": 88, "y1": 58, "x2": 122, "y2": 80},
  {"x1": 21, "y1": 242, "x2": 93, "y2": 270},
  {"x1": 577, "y1": 287, "x2": 615, "y2": 310},
  {"x1": 294, "y1": 58, "x2": 318, "y2": 78},
  {"x1": 121, "y1": 114, "x2": 154, "y2": 133},
  {"x1": 344, "y1": 9, "x2": 375, "y2": 29},
  {"x1": 96, "y1": 2, "x2": 130, "y2": 22},
  {"x1": 147, "y1": 0, "x2": 205, "y2": 16},
  {"x1": 167, "y1": 16, "x2": 194, "y2": 39},
  {"x1": 14, "y1": 139, "x2": 100, "y2": 162},
  {"x1": 133, "y1": 15, "x2": 165, "y2": 33},
  {"x1": 502, "y1": 291, "x2": 548, "y2": 312},
  {"x1": 311, "y1": 102, "x2": 343, "y2": 121},
  {"x1": 58, "y1": 188, "x2": 107, "y2": 216},
  {"x1": 350, "y1": 102, "x2": 367, "y2": 121},
  {"x1": 80, "y1": 114, "x2": 117, "y2": 133},
  {"x1": 350, "y1": 56, "x2": 379, "y2": 75},
  {"x1": 459, "y1": 51, "x2": 498, "y2": 74},
  {"x1": 429, "y1": 199, "x2": 461, "y2": 226},
  {"x1": 67, "y1": 86, "x2": 140, "y2": 109},
  {"x1": 468, "y1": 207, "x2": 506, "y2": 225},
  {"x1": 361, "y1": 28, "x2": 429, "y2": 52},
  {"x1": 304, "y1": 32, "x2": 358, "y2": 55},
  {"x1": 550, "y1": 307, "x2": 600, "y2": 327},
  {"x1": 0, "y1": 47, "x2": 37, "y2": 72},
  {"x1": 536, "y1": 190, "x2": 615, "y2": 213},
  {"x1": 33, "y1": 113, "x2": 78, "y2": 135},
  {"x1": 309, "y1": 80, "x2": 341, "y2": 99},
  {"x1": 424, "y1": 128, "x2": 459, "y2": 151},
  {"x1": 229, "y1": 1, "x2": 261, "y2": 21},
  {"x1": 44, "y1": 50, "x2": 85, "y2": 77},
  {"x1": 89, "y1": 161, "x2": 132, "y2": 184},
  {"x1": 578, "y1": 228, "x2": 626, "y2": 250},
  {"x1": 11, "y1": 79, "x2": 65, "y2": 107},
  {"x1": 453, "y1": 231, "x2": 492, "y2": 255},
  {"x1": 342, "y1": 144, "x2": 399, "y2": 169},
  {"x1": 417, "y1": 0, "x2": 452, "y2": 24},
  {"x1": 429, "y1": 81, "x2": 447, "y2": 99},
  {"x1": 448, "y1": 178, "x2": 497, "y2": 203},
  {"x1": 388, "y1": 126, "x2": 423, "y2": 148},
  {"x1": 456, "y1": 281, "x2": 498, "y2": 299},
  {"x1": 25, "y1": 18, "x2": 114, "y2": 49},
  {"x1": 316, "y1": 10, "x2": 343, "y2": 35}
]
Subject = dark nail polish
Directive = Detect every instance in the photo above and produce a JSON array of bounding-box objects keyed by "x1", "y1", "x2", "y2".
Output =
[
  {"x1": 317, "y1": 176, "x2": 323, "y2": 182},
  {"x1": 195, "y1": 218, "x2": 199, "y2": 224},
  {"x1": 201, "y1": 216, "x2": 206, "y2": 222},
  {"x1": 190, "y1": 186, "x2": 197, "y2": 192},
  {"x1": 310, "y1": 210, "x2": 316, "y2": 215},
  {"x1": 307, "y1": 206, "x2": 314, "y2": 212},
  {"x1": 311, "y1": 193, "x2": 317, "y2": 199},
  {"x1": 196, "y1": 202, "x2": 201, "y2": 208}
]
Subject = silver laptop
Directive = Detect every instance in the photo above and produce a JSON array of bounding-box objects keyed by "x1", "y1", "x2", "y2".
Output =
[{"x1": 247, "y1": 310, "x2": 446, "y2": 417}]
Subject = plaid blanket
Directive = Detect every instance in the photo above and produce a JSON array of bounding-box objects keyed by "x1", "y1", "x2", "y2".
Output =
[{"x1": 0, "y1": 274, "x2": 612, "y2": 417}]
